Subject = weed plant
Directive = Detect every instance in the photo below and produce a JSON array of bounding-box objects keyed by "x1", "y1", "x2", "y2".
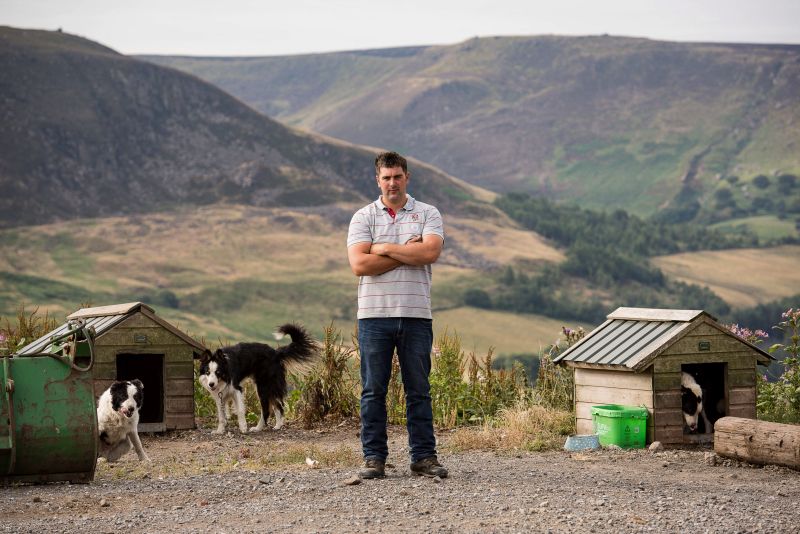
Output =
[
  {"x1": 294, "y1": 322, "x2": 359, "y2": 428},
  {"x1": 532, "y1": 326, "x2": 583, "y2": 411},
  {"x1": 0, "y1": 303, "x2": 59, "y2": 354}
]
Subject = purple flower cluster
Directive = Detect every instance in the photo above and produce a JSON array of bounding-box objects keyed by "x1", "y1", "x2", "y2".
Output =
[
  {"x1": 561, "y1": 326, "x2": 586, "y2": 346},
  {"x1": 781, "y1": 308, "x2": 800, "y2": 322},
  {"x1": 724, "y1": 323, "x2": 768, "y2": 344}
]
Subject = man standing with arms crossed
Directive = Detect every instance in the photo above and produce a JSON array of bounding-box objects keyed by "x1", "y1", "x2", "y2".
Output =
[{"x1": 347, "y1": 151, "x2": 448, "y2": 479}]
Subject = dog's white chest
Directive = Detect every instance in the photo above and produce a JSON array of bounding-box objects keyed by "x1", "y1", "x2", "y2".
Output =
[{"x1": 98, "y1": 409, "x2": 136, "y2": 444}]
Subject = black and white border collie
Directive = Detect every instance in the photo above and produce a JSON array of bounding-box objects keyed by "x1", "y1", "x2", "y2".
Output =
[
  {"x1": 96, "y1": 379, "x2": 151, "y2": 462},
  {"x1": 198, "y1": 323, "x2": 317, "y2": 434},
  {"x1": 681, "y1": 371, "x2": 712, "y2": 434}
]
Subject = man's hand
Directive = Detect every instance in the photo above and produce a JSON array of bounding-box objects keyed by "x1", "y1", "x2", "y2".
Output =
[{"x1": 370, "y1": 235, "x2": 421, "y2": 256}]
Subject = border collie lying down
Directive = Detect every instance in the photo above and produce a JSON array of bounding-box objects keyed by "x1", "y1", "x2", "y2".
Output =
[
  {"x1": 681, "y1": 371, "x2": 712, "y2": 434},
  {"x1": 97, "y1": 379, "x2": 151, "y2": 462},
  {"x1": 198, "y1": 323, "x2": 317, "y2": 434}
]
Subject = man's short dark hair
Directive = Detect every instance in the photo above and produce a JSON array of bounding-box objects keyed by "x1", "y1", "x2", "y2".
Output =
[{"x1": 375, "y1": 151, "x2": 408, "y2": 175}]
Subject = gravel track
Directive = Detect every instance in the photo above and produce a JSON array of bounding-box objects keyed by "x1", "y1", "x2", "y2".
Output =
[{"x1": 2, "y1": 424, "x2": 799, "y2": 533}]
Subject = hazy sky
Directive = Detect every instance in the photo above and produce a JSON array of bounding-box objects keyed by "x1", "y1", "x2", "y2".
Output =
[{"x1": 2, "y1": 0, "x2": 799, "y2": 56}]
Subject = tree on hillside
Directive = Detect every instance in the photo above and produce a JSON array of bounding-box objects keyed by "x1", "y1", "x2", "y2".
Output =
[
  {"x1": 753, "y1": 174, "x2": 770, "y2": 189},
  {"x1": 714, "y1": 187, "x2": 735, "y2": 209},
  {"x1": 777, "y1": 174, "x2": 797, "y2": 194},
  {"x1": 751, "y1": 197, "x2": 773, "y2": 212},
  {"x1": 464, "y1": 289, "x2": 492, "y2": 309},
  {"x1": 715, "y1": 187, "x2": 733, "y2": 201}
]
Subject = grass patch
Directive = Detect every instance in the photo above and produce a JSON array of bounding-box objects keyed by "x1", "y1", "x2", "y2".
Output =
[
  {"x1": 49, "y1": 233, "x2": 95, "y2": 274},
  {"x1": 557, "y1": 143, "x2": 685, "y2": 215},
  {"x1": 0, "y1": 271, "x2": 102, "y2": 315},
  {"x1": 711, "y1": 215, "x2": 798, "y2": 241}
]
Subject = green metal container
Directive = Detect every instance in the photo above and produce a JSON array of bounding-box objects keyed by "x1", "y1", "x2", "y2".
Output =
[{"x1": 1, "y1": 321, "x2": 98, "y2": 484}]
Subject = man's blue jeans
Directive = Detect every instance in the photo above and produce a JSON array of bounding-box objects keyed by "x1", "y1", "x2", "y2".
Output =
[{"x1": 358, "y1": 317, "x2": 436, "y2": 463}]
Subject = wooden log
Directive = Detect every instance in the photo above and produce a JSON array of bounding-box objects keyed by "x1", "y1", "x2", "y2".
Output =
[{"x1": 714, "y1": 416, "x2": 800, "y2": 470}]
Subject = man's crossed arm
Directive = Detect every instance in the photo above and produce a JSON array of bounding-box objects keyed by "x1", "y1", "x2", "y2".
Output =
[{"x1": 347, "y1": 235, "x2": 443, "y2": 276}]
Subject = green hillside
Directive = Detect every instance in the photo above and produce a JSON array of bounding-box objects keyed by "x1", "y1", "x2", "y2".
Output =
[{"x1": 145, "y1": 36, "x2": 800, "y2": 222}]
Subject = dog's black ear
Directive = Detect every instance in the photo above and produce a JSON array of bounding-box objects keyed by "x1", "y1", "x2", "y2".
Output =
[
  {"x1": 213, "y1": 349, "x2": 225, "y2": 359},
  {"x1": 198, "y1": 349, "x2": 212, "y2": 363},
  {"x1": 131, "y1": 379, "x2": 144, "y2": 390}
]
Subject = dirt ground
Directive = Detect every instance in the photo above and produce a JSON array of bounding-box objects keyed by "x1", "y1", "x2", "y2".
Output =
[{"x1": 2, "y1": 420, "x2": 799, "y2": 533}]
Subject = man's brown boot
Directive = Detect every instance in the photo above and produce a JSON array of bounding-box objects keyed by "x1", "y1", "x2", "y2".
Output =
[
  {"x1": 358, "y1": 458, "x2": 386, "y2": 479},
  {"x1": 410, "y1": 456, "x2": 448, "y2": 478}
]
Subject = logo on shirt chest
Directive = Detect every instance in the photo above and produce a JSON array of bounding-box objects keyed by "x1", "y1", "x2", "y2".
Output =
[{"x1": 411, "y1": 213, "x2": 420, "y2": 222}]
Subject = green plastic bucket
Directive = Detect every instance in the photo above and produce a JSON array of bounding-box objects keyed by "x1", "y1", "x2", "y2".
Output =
[{"x1": 591, "y1": 404, "x2": 648, "y2": 449}]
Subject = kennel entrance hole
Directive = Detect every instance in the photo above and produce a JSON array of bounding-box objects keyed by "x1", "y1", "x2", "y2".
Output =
[
  {"x1": 116, "y1": 353, "x2": 164, "y2": 427},
  {"x1": 681, "y1": 362, "x2": 727, "y2": 442}
]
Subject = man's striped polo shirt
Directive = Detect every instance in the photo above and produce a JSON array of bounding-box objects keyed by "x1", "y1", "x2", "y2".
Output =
[{"x1": 347, "y1": 195, "x2": 444, "y2": 319}]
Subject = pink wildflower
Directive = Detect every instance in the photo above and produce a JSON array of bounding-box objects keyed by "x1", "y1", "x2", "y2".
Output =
[{"x1": 724, "y1": 323, "x2": 767, "y2": 344}]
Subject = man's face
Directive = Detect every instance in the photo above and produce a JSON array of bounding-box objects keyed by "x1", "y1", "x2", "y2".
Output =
[{"x1": 376, "y1": 166, "x2": 409, "y2": 207}]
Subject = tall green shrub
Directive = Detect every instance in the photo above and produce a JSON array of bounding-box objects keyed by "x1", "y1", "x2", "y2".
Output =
[
  {"x1": 423, "y1": 330, "x2": 526, "y2": 428},
  {"x1": 758, "y1": 309, "x2": 800, "y2": 423}
]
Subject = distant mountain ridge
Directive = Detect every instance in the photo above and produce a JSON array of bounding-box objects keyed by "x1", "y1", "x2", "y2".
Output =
[
  {"x1": 143, "y1": 35, "x2": 800, "y2": 219},
  {"x1": 0, "y1": 27, "x2": 483, "y2": 228}
]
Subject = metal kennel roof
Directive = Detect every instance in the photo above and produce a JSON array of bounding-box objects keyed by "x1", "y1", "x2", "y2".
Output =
[
  {"x1": 553, "y1": 307, "x2": 773, "y2": 371},
  {"x1": 15, "y1": 302, "x2": 205, "y2": 355}
]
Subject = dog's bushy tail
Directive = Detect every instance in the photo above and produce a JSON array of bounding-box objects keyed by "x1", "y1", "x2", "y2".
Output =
[{"x1": 273, "y1": 323, "x2": 318, "y2": 365}]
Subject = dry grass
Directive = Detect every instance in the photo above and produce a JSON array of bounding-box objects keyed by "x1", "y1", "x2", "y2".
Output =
[
  {"x1": 652, "y1": 245, "x2": 800, "y2": 307},
  {"x1": 0, "y1": 204, "x2": 354, "y2": 291},
  {"x1": 0, "y1": 204, "x2": 563, "y2": 295},
  {"x1": 446, "y1": 402, "x2": 575, "y2": 453},
  {"x1": 446, "y1": 218, "x2": 565, "y2": 265},
  {"x1": 0, "y1": 203, "x2": 572, "y2": 356}
]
